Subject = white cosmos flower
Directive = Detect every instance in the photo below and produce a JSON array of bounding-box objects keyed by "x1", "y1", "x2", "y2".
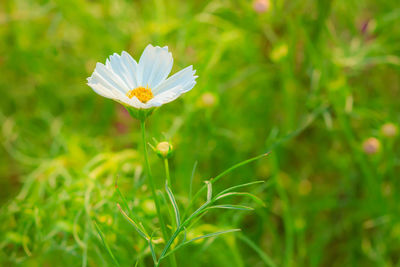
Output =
[{"x1": 87, "y1": 44, "x2": 197, "y2": 109}]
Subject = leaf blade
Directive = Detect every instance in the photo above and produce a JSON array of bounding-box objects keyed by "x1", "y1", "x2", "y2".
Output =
[
  {"x1": 185, "y1": 228, "x2": 241, "y2": 244},
  {"x1": 216, "y1": 180, "x2": 266, "y2": 197},
  {"x1": 165, "y1": 180, "x2": 181, "y2": 227},
  {"x1": 117, "y1": 203, "x2": 149, "y2": 241},
  {"x1": 205, "y1": 180, "x2": 212, "y2": 202},
  {"x1": 207, "y1": 204, "x2": 254, "y2": 211},
  {"x1": 94, "y1": 221, "x2": 120, "y2": 267},
  {"x1": 215, "y1": 192, "x2": 266, "y2": 207}
]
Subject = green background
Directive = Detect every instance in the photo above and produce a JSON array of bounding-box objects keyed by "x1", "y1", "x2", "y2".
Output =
[{"x1": 1, "y1": 0, "x2": 399, "y2": 266}]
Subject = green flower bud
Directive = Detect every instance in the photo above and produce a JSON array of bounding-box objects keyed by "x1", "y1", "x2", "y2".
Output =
[
  {"x1": 381, "y1": 123, "x2": 398, "y2": 138},
  {"x1": 156, "y1": 141, "x2": 173, "y2": 159}
]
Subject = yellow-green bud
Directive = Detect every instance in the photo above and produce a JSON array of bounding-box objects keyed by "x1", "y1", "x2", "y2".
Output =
[
  {"x1": 200, "y1": 92, "x2": 218, "y2": 108},
  {"x1": 156, "y1": 141, "x2": 173, "y2": 159},
  {"x1": 381, "y1": 123, "x2": 398, "y2": 138}
]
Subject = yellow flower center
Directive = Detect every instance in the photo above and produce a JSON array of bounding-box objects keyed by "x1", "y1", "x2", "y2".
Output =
[{"x1": 126, "y1": 86, "x2": 154, "y2": 103}]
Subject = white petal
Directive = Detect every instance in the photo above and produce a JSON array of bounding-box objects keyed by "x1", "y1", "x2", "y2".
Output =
[
  {"x1": 121, "y1": 51, "x2": 139, "y2": 88},
  {"x1": 145, "y1": 80, "x2": 197, "y2": 108},
  {"x1": 93, "y1": 62, "x2": 130, "y2": 94},
  {"x1": 87, "y1": 75, "x2": 119, "y2": 99},
  {"x1": 87, "y1": 47, "x2": 197, "y2": 110},
  {"x1": 87, "y1": 63, "x2": 130, "y2": 101},
  {"x1": 98, "y1": 86, "x2": 147, "y2": 109},
  {"x1": 138, "y1": 44, "x2": 173, "y2": 89},
  {"x1": 121, "y1": 95, "x2": 147, "y2": 109},
  {"x1": 88, "y1": 62, "x2": 150, "y2": 109},
  {"x1": 153, "y1": 65, "x2": 197, "y2": 95},
  {"x1": 105, "y1": 53, "x2": 137, "y2": 89}
]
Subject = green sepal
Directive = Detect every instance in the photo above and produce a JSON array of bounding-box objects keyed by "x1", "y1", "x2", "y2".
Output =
[{"x1": 125, "y1": 106, "x2": 155, "y2": 121}]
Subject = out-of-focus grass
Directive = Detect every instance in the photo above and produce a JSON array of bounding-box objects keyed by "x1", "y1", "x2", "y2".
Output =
[{"x1": 1, "y1": 0, "x2": 399, "y2": 266}]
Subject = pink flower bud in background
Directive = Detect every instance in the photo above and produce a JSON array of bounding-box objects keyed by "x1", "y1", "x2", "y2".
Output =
[
  {"x1": 362, "y1": 137, "x2": 381, "y2": 155},
  {"x1": 253, "y1": 0, "x2": 270, "y2": 14},
  {"x1": 360, "y1": 19, "x2": 370, "y2": 35},
  {"x1": 114, "y1": 105, "x2": 131, "y2": 134}
]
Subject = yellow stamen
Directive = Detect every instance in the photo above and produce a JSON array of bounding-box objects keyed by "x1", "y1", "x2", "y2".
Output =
[{"x1": 126, "y1": 86, "x2": 154, "y2": 103}]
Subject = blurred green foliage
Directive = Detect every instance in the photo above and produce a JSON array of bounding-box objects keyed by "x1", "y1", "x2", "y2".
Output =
[{"x1": 1, "y1": 0, "x2": 400, "y2": 266}]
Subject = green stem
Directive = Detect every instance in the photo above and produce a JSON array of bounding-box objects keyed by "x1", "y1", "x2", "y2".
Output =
[
  {"x1": 270, "y1": 153, "x2": 293, "y2": 267},
  {"x1": 163, "y1": 158, "x2": 178, "y2": 267},
  {"x1": 164, "y1": 159, "x2": 172, "y2": 187},
  {"x1": 164, "y1": 158, "x2": 175, "y2": 227},
  {"x1": 158, "y1": 202, "x2": 211, "y2": 266},
  {"x1": 140, "y1": 120, "x2": 176, "y2": 267},
  {"x1": 238, "y1": 234, "x2": 277, "y2": 267}
]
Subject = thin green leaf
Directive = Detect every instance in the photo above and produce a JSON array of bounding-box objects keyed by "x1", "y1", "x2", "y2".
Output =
[
  {"x1": 157, "y1": 189, "x2": 175, "y2": 221},
  {"x1": 186, "y1": 202, "x2": 210, "y2": 223},
  {"x1": 94, "y1": 222, "x2": 120, "y2": 267},
  {"x1": 186, "y1": 209, "x2": 210, "y2": 230},
  {"x1": 215, "y1": 192, "x2": 266, "y2": 207},
  {"x1": 207, "y1": 204, "x2": 254, "y2": 211},
  {"x1": 205, "y1": 180, "x2": 212, "y2": 202},
  {"x1": 117, "y1": 204, "x2": 149, "y2": 241},
  {"x1": 182, "y1": 227, "x2": 187, "y2": 243},
  {"x1": 187, "y1": 153, "x2": 269, "y2": 214},
  {"x1": 115, "y1": 175, "x2": 135, "y2": 219},
  {"x1": 183, "y1": 203, "x2": 254, "y2": 230},
  {"x1": 266, "y1": 106, "x2": 325, "y2": 151},
  {"x1": 216, "y1": 180, "x2": 266, "y2": 197},
  {"x1": 186, "y1": 228, "x2": 241, "y2": 244},
  {"x1": 161, "y1": 229, "x2": 241, "y2": 260},
  {"x1": 148, "y1": 236, "x2": 158, "y2": 265},
  {"x1": 165, "y1": 180, "x2": 181, "y2": 227},
  {"x1": 213, "y1": 153, "x2": 270, "y2": 185},
  {"x1": 189, "y1": 161, "x2": 198, "y2": 201},
  {"x1": 238, "y1": 234, "x2": 277, "y2": 267}
]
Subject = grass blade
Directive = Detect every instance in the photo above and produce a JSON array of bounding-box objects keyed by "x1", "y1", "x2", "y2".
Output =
[
  {"x1": 115, "y1": 175, "x2": 137, "y2": 219},
  {"x1": 117, "y1": 204, "x2": 149, "y2": 241},
  {"x1": 94, "y1": 222, "x2": 120, "y2": 267},
  {"x1": 189, "y1": 161, "x2": 198, "y2": 202},
  {"x1": 165, "y1": 180, "x2": 181, "y2": 228},
  {"x1": 213, "y1": 153, "x2": 270, "y2": 185},
  {"x1": 207, "y1": 204, "x2": 254, "y2": 211},
  {"x1": 160, "y1": 229, "x2": 241, "y2": 260},
  {"x1": 205, "y1": 180, "x2": 212, "y2": 202},
  {"x1": 238, "y1": 234, "x2": 277, "y2": 267},
  {"x1": 148, "y1": 236, "x2": 158, "y2": 265},
  {"x1": 185, "y1": 228, "x2": 241, "y2": 244},
  {"x1": 215, "y1": 192, "x2": 266, "y2": 207},
  {"x1": 216, "y1": 180, "x2": 266, "y2": 196},
  {"x1": 188, "y1": 153, "x2": 269, "y2": 213}
]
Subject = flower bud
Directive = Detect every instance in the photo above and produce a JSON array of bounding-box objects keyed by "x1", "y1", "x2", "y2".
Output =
[
  {"x1": 200, "y1": 92, "x2": 218, "y2": 108},
  {"x1": 362, "y1": 137, "x2": 381, "y2": 155},
  {"x1": 156, "y1": 141, "x2": 173, "y2": 159},
  {"x1": 381, "y1": 123, "x2": 398, "y2": 138},
  {"x1": 142, "y1": 199, "x2": 156, "y2": 215},
  {"x1": 298, "y1": 179, "x2": 312, "y2": 196},
  {"x1": 253, "y1": 0, "x2": 270, "y2": 13}
]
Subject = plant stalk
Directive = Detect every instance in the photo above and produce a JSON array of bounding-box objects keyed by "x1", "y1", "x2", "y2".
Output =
[
  {"x1": 140, "y1": 120, "x2": 177, "y2": 267},
  {"x1": 164, "y1": 158, "x2": 172, "y2": 187}
]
